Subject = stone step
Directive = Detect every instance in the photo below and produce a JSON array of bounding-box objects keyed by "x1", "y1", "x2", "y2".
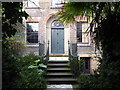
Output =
[
  {"x1": 45, "y1": 73, "x2": 73, "y2": 78},
  {"x1": 47, "y1": 64, "x2": 69, "y2": 67},
  {"x1": 46, "y1": 72, "x2": 73, "y2": 78},
  {"x1": 48, "y1": 60, "x2": 68, "y2": 63},
  {"x1": 47, "y1": 78, "x2": 77, "y2": 84},
  {"x1": 49, "y1": 57, "x2": 69, "y2": 60},
  {"x1": 47, "y1": 67, "x2": 71, "y2": 72}
]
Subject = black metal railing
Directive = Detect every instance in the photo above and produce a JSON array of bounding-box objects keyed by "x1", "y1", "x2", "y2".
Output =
[
  {"x1": 45, "y1": 41, "x2": 49, "y2": 64},
  {"x1": 68, "y1": 41, "x2": 79, "y2": 77}
]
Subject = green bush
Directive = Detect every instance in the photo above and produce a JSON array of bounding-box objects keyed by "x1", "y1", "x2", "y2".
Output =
[
  {"x1": 69, "y1": 57, "x2": 85, "y2": 77},
  {"x1": 3, "y1": 37, "x2": 26, "y2": 56},
  {"x1": 77, "y1": 73, "x2": 113, "y2": 88},
  {"x1": 77, "y1": 73, "x2": 100, "y2": 88},
  {"x1": 14, "y1": 53, "x2": 47, "y2": 88},
  {"x1": 15, "y1": 69, "x2": 47, "y2": 88},
  {"x1": 2, "y1": 37, "x2": 26, "y2": 88}
]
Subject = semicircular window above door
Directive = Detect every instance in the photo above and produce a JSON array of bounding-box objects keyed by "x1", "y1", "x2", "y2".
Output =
[{"x1": 51, "y1": 21, "x2": 64, "y2": 54}]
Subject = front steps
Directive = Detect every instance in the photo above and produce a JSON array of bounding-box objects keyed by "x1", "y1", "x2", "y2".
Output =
[{"x1": 46, "y1": 59, "x2": 77, "y2": 85}]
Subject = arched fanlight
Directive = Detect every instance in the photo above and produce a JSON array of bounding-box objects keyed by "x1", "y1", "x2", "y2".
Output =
[{"x1": 51, "y1": 21, "x2": 64, "y2": 28}]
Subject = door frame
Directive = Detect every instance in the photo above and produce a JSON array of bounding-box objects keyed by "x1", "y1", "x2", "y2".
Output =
[{"x1": 45, "y1": 16, "x2": 70, "y2": 55}]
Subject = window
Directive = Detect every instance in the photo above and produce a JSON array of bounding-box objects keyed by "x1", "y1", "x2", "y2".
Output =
[
  {"x1": 26, "y1": 22, "x2": 38, "y2": 44},
  {"x1": 76, "y1": 22, "x2": 89, "y2": 44},
  {"x1": 26, "y1": 0, "x2": 39, "y2": 8},
  {"x1": 77, "y1": 22, "x2": 82, "y2": 42},
  {"x1": 51, "y1": 0, "x2": 65, "y2": 8}
]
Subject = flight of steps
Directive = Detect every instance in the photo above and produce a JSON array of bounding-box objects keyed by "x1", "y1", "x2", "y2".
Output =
[{"x1": 46, "y1": 59, "x2": 77, "y2": 84}]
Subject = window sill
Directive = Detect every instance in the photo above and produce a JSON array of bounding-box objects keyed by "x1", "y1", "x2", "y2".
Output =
[
  {"x1": 77, "y1": 43, "x2": 91, "y2": 47},
  {"x1": 50, "y1": 6, "x2": 64, "y2": 9},
  {"x1": 25, "y1": 7, "x2": 40, "y2": 9},
  {"x1": 26, "y1": 44, "x2": 39, "y2": 47}
]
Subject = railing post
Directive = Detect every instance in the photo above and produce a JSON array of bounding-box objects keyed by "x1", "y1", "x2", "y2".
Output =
[
  {"x1": 39, "y1": 42, "x2": 40, "y2": 56},
  {"x1": 68, "y1": 41, "x2": 71, "y2": 61},
  {"x1": 46, "y1": 40, "x2": 49, "y2": 64}
]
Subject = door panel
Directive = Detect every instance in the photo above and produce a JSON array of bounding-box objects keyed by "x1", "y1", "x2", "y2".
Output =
[
  {"x1": 57, "y1": 29, "x2": 64, "y2": 53},
  {"x1": 51, "y1": 29, "x2": 64, "y2": 54},
  {"x1": 51, "y1": 29, "x2": 57, "y2": 53}
]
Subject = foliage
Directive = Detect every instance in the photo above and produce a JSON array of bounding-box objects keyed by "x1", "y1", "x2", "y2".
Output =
[
  {"x1": 2, "y1": 2, "x2": 28, "y2": 88},
  {"x1": 56, "y1": 2, "x2": 94, "y2": 24},
  {"x1": 2, "y1": 37, "x2": 26, "y2": 88},
  {"x1": 14, "y1": 53, "x2": 47, "y2": 88},
  {"x1": 77, "y1": 73, "x2": 100, "y2": 88},
  {"x1": 15, "y1": 69, "x2": 47, "y2": 88},
  {"x1": 77, "y1": 73, "x2": 114, "y2": 88},
  {"x1": 2, "y1": 2, "x2": 28, "y2": 39},
  {"x1": 3, "y1": 37, "x2": 26, "y2": 56},
  {"x1": 69, "y1": 56, "x2": 85, "y2": 77},
  {"x1": 2, "y1": 55, "x2": 19, "y2": 88},
  {"x1": 79, "y1": 59, "x2": 85, "y2": 73},
  {"x1": 57, "y1": 2, "x2": 120, "y2": 88},
  {"x1": 94, "y1": 8, "x2": 120, "y2": 88}
]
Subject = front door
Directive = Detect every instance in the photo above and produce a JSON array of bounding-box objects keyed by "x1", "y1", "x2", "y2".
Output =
[{"x1": 51, "y1": 28, "x2": 64, "y2": 54}]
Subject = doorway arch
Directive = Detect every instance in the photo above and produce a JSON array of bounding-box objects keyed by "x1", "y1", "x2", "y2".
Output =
[{"x1": 51, "y1": 21, "x2": 64, "y2": 54}]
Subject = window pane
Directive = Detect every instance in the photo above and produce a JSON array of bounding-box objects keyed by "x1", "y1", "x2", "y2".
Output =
[
  {"x1": 77, "y1": 22, "x2": 82, "y2": 42},
  {"x1": 52, "y1": 21, "x2": 64, "y2": 28},
  {"x1": 27, "y1": 22, "x2": 38, "y2": 44}
]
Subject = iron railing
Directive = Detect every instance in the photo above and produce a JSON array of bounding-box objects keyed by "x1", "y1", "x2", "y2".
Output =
[
  {"x1": 39, "y1": 41, "x2": 49, "y2": 64},
  {"x1": 45, "y1": 41, "x2": 49, "y2": 64}
]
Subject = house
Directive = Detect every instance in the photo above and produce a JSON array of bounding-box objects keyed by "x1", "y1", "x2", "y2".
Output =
[{"x1": 22, "y1": 0, "x2": 99, "y2": 73}]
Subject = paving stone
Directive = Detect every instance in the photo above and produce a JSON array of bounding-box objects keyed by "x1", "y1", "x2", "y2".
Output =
[{"x1": 47, "y1": 84, "x2": 73, "y2": 90}]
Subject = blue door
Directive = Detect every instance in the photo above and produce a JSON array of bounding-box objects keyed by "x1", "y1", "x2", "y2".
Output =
[{"x1": 51, "y1": 29, "x2": 64, "y2": 54}]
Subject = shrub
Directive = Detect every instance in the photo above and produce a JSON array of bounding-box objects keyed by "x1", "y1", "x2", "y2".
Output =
[
  {"x1": 15, "y1": 69, "x2": 47, "y2": 88},
  {"x1": 3, "y1": 37, "x2": 26, "y2": 56},
  {"x1": 77, "y1": 73, "x2": 100, "y2": 88},
  {"x1": 69, "y1": 57, "x2": 85, "y2": 77},
  {"x1": 14, "y1": 53, "x2": 47, "y2": 88},
  {"x1": 2, "y1": 37, "x2": 26, "y2": 88}
]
